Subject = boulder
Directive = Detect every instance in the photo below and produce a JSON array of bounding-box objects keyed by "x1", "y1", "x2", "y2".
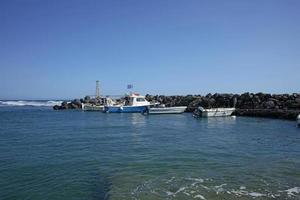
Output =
[
  {"x1": 53, "y1": 105, "x2": 61, "y2": 110},
  {"x1": 84, "y1": 96, "x2": 91, "y2": 103},
  {"x1": 263, "y1": 101, "x2": 275, "y2": 109},
  {"x1": 187, "y1": 98, "x2": 202, "y2": 112},
  {"x1": 61, "y1": 101, "x2": 69, "y2": 109},
  {"x1": 72, "y1": 99, "x2": 82, "y2": 108}
]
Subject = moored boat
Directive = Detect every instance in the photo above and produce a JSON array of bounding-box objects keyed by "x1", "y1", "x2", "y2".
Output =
[
  {"x1": 82, "y1": 104, "x2": 104, "y2": 111},
  {"x1": 297, "y1": 114, "x2": 300, "y2": 127},
  {"x1": 104, "y1": 93, "x2": 150, "y2": 113},
  {"x1": 82, "y1": 97, "x2": 115, "y2": 111},
  {"x1": 194, "y1": 107, "x2": 235, "y2": 117},
  {"x1": 147, "y1": 106, "x2": 187, "y2": 114}
]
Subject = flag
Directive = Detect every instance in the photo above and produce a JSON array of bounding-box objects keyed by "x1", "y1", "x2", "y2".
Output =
[{"x1": 127, "y1": 84, "x2": 133, "y2": 89}]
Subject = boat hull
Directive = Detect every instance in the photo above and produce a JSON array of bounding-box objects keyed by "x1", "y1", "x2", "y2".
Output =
[
  {"x1": 148, "y1": 106, "x2": 187, "y2": 114},
  {"x1": 297, "y1": 114, "x2": 300, "y2": 127},
  {"x1": 104, "y1": 105, "x2": 148, "y2": 113},
  {"x1": 196, "y1": 107, "x2": 235, "y2": 117}
]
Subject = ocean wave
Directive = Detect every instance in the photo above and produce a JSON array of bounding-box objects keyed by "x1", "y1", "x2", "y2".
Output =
[
  {"x1": 130, "y1": 176, "x2": 300, "y2": 199},
  {"x1": 0, "y1": 100, "x2": 63, "y2": 107}
]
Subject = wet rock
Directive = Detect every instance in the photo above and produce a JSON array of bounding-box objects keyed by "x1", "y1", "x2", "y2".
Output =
[
  {"x1": 53, "y1": 105, "x2": 61, "y2": 110},
  {"x1": 72, "y1": 99, "x2": 82, "y2": 108},
  {"x1": 61, "y1": 101, "x2": 69, "y2": 109},
  {"x1": 84, "y1": 96, "x2": 91, "y2": 103}
]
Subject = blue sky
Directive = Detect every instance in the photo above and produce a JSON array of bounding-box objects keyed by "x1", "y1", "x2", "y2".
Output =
[{"x1": 0, "y1": 0, "x2": 299, "y2": 99}]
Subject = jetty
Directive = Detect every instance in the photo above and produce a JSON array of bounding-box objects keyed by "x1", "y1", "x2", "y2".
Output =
[{"x1": 53, "y1": 90, "x2": 300, "y2": 120}]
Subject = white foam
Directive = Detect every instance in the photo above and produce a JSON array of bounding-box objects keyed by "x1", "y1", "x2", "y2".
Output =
[
  {"x1": 165, "y1": 186, "x2": 187, "y2": 197},
  {"x1": 0, "y1": 100, "x2": 63, "y2": 107},
  {"x1": 231, "y1": 189, "x2": 266, "y2": 198},
  {"x1": 194, "y1": 194, "x2": 206, "y2": 199},
  {"x1": 186, "y1": 178, "x2": 204, "y2": 183},
  {"x1": 165, "y1": 176, "x2": 175, "y2": 183},
  {"x1": 165, "y1": 191, "x2": 175, "y2": 196},
  {"x1": 248, "y1": 192, "x2": 264, "y2": 197},
  {"x1": 199, "y1": 184, "x2": 210, "y2": 190},
  {"x1": 214, "y1": 184, "x2": 227, "y2": 194},
  {"x1": 175, "y1": 186, "x2": 186, "y2": 194},
  {"x1": 183, "y1": 191, "x2": 191, "y2": 196},
  {"x1": 130, "y1": 177, "x2": 300, "y2": 199},
  {"x1": 240, "y1": 186, "x2": 246, "y2": 190},
  {"x1": 285, "y1": 187, "x2": 300, "y2": 196}
]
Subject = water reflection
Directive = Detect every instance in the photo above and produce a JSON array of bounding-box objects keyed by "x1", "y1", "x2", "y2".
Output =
[
  {"x1": 198, "y1": 116, "x2": 237, "y2": 129},
  {"x1": 128, "y1": 113, "x2": 147, "y2": 126}
]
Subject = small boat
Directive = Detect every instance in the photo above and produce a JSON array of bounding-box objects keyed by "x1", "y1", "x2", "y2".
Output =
[
  {"x1": 194, "y1": 107, "x2": 235, "y2": 117},
  {"x1": 147, "y1": 105, "x2": 187, "y2": 114},
  {"x1": 82, "y1": 104, "x2": 104, "y2": 111},
  {"x1": 82, "y1": 97, "x2": 115, "y2": 111},
  {"x1": 297, "y1": 114, "x2": 300, "y2": 127},
  {"x1": 104, "y1": 93, "x2": 150, "y2": 113}
]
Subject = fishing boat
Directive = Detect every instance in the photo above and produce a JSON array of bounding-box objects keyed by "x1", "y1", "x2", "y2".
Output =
[
  {"x1": 104, "y1": 93, "x2": 150, "y2": 113},
  {"x1": 194, "y1": 106, "x2": 235, "y2": 117},
  {"x1": 297, "y1": 114, "x2": 300, "y2": 127},
  {"x1": 146, "y1": 105, "x2": 187, "y2": 114}
]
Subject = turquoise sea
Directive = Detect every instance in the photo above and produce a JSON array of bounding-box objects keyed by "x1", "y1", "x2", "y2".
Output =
[{"x1": 0, "y1": 104, "x2": 299, "y2": 200}]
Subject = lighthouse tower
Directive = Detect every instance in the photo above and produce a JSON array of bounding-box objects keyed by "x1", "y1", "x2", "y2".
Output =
[{"x1": 96, "y1": 80, "x2": 100, "y2": 99}]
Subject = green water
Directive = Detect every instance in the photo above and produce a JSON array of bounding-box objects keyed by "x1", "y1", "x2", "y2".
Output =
[{"x1": 0, "y1": 107, "x2": 299, "y2": 199}]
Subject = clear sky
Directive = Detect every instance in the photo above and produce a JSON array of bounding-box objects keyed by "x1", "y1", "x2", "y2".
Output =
[{"x1": 0, "y1": 0, "x2": 299, "y2": 99}]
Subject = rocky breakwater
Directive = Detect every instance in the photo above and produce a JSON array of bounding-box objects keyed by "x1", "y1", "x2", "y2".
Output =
[
  {"x1": 53, "y1": 99, "x2": 82, "y2": 110},
  {"x1": 53, "y1": 93, "x2": 300, "y2": 120},
  {"x1": 53, "y1": 96, "x2": 104, "y2": 110},
  {"x1": 145, "y1": 93, "x2": 300, "y2": 120}
]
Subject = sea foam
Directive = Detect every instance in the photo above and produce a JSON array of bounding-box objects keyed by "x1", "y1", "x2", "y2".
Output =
[{"x1": 0, "y1": 100, "x2": 63, "y2": 107}]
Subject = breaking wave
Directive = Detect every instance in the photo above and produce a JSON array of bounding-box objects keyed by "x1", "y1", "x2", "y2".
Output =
[
  {"x1": 0, "y1": 100, "x2": 63, "y2": 107},
  {"x1": 130, "y1": 176, "x2": 300, "y2": 199}
]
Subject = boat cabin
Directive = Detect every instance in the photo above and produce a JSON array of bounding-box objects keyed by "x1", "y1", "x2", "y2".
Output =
[{"x1": 126, "y1": 93, "x2": 150, "y2": 106}]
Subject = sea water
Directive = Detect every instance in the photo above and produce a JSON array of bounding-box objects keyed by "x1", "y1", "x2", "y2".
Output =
[{"x1": 0, "y1": 105, "x2": 299, "y2": 200}]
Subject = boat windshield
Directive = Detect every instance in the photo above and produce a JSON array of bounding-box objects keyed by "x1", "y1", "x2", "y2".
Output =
[{"x1": 136, "y1": 98, "x2": 145, "y2": 102}]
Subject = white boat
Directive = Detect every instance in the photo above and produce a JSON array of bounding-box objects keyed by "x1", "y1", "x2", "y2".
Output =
[
  {"x1": 297, "y1": 114, "x2": 300, "y2": 127},
  {"x1": 82, "y1": 98, "x2": 115, "y2": 111},
  {"x1": 194, "y1": 107, "x2": 235, "y2": 117},
  {"x1": 104, "y1": 93, "x2": 151, "y2": 113},
  {"x1": 82, "y1": 104, "x2": 104, "y2": 111},
  {"x1": 147, "y1": 106, "x2": 187, "y2": 114}
]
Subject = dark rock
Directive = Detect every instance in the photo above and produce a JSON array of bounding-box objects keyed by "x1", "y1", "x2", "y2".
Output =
[
  {"x1": 84, "y1": 96, "x2": 91, "y2": 103},
  {"x1": 187, "y1": 97, "x2": 202, "y2": 112},
  {"x1": 234, "y1": 109, "x2": 299, "y2": 120},
  {"x1": 89, "y1": 99, "x2": 97, "y2": 104},
  {"x1": 53, "y1": 105, "x2": 61, "y2": 110},
  {"x1": 61, "y1": 101, "x2": 69, "y2": 109},
  {"x1": 263, "y1": 101, "x2": 275, "y2": 109},
  {"x1": 72, "y1": 99, "x2": 82, "y2": 108}
]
